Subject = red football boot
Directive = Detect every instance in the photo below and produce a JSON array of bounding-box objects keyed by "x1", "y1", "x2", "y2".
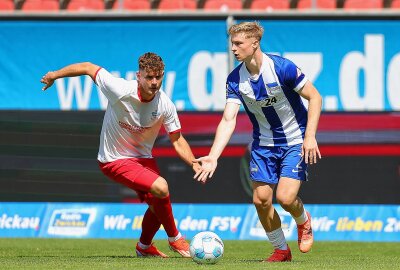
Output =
[
  {"x1": 135, "y1": 242, "x2": 168, "y2": 258},
  {"x1": 264, "y1": 246, "x2": 292, "y2": 262},
  {"x1": 297, "y1": 211, "x2": 314, "y2": 253},
  {"x1": 168, "y1": 237, "x2": 191, "y2": 258}
]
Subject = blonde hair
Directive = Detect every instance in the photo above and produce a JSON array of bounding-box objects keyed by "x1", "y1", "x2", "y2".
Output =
[
  {"x1": 228, "y1": 21, "x2": 264, "y2": 41},
  {"x1": 138, "y1": 52, "x2": 165, "y2": 73}
]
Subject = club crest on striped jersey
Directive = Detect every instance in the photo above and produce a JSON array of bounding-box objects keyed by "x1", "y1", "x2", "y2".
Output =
[{"x1": 266, "y1": 84, "x2": 282, "y2": 96}]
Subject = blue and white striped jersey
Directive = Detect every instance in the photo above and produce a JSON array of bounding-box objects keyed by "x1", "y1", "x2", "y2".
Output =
[{"x1": 226, "y1": 53, "x2": 308, "y2": 147}]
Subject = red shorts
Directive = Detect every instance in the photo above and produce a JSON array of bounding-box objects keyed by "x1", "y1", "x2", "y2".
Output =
[{"x1": 99, "y1": 158, "x2": 160, "y2": 204}]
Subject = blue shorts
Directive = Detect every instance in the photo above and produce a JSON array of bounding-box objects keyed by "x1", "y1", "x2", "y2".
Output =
[{"x1": 249, "y1": 144, "x2": 308, "y2": 184}]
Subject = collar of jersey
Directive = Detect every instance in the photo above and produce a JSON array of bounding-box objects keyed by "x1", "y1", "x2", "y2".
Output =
[
  {"x1": 244, "y1": 53, "x2": 268, "y2": 81},
  {"x1": 137, "y1": 86, "x2": 156, "y2": 103}
]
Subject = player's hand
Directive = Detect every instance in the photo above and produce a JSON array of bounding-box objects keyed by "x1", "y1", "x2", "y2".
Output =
[
  {"x1": 192, "y1": 162, "x2": 205, "y2": 183},
  {"x1": 192, "y1": 156, "x2": 218, "y2": 183},
  {"x1": 302, "y1": 136, "x2": 321, "y2": 165},
  {"x1": 40, "y1": 71, "x2": 56, "y2": 91}
]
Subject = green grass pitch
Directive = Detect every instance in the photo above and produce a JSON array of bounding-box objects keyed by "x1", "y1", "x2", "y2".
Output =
[{"x1": 0, "y1": 239, "x2": 399, "y2": 270}]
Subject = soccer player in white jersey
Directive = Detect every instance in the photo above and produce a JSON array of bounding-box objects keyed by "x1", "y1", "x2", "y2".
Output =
[
  {"x1": 194, "y1": 22, "x2": 322, "y2": 262},
  {"x1": 41, "y1": 52, "x2": 202, "y2": 258}
]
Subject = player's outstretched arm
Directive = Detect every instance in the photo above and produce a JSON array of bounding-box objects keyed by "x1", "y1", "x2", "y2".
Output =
[
  {"x1": 299, "y1": 81, "x2": 322, "y2": 165},
  {"x1": 40, "y1": 62, "x2": 100, "y2": 91},
  {"x1": 168, "y1": 131, "x2": 204, "y2": 181},
  {"x1": 193, "y1": 102, "x2": 240, "y2": 183}
]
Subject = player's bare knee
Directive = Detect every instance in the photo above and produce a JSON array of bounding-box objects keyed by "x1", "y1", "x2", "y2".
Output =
[
  {"x1": 253, "y1": 197, "x2": 272, "y2": 210},
  {"x1": 150, "y1": 177, "x2": 169, "y2": 198},
  {"x1": 276, "y1": 196, "x2": 295, "y2": 209}
]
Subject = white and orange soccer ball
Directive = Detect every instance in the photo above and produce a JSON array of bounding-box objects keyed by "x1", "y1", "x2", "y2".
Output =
[{"x1": 189, "y1": 231, "x2": 224, "y2": 264}]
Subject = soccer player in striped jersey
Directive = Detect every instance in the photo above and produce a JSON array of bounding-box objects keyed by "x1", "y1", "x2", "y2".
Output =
[
  {"x1": 41, "y1": 52, "x2": 202, "y2": 258},
  {"x1": 194, "y1": 22, "x2": 322, "y2": 262}
]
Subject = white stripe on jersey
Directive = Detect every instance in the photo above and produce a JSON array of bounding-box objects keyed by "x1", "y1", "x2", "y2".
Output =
[{"x1": 263, "y1": 56, "x2": 304, "y2": 146}]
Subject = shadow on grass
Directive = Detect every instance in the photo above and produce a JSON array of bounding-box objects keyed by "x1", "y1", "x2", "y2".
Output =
[
  {"x1": 16, "y1": 254, "x2": 194, "y2": 260},
  {"x1": 236, "y1": 259, "x2": 263, "y2": 263},
  {"x1": 81, "y1": 255, "x2": 192, "y2": 260}
]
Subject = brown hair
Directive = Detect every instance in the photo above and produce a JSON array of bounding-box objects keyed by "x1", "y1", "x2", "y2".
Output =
[
  {"x1": 228, "y1": 21, "x2": 264, "y2": 41},
  {"x1": 138, "y1": 52, "x2": 165, "y2": 73}
]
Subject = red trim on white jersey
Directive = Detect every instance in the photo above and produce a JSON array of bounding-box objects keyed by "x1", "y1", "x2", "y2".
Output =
[
  {"x1": 93, "y1": 67, "x2": 102, "y2": 84},
  {"x1": 169, "y1": 129, "x2": 181, "y2": 134},
  {"x1": 137, "y1": 85, "x2": 144, "y2": 101}
]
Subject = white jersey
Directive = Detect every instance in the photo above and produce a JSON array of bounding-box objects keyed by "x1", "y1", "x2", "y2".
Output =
[
  {"x1": 95, "y1": 68, "x2": 181, "y2": 162},
  {"x1": 226, "y1": 53, "x2": 308, "y2": 147}
]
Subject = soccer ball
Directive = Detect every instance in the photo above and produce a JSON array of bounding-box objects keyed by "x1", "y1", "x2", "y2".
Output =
[{"x1": 189, "y1": 231, "x2": 224, "y2": 264}]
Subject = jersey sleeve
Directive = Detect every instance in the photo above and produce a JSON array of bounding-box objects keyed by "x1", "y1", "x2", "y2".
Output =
[
  {"x1": 226, "y1": 80, "x2": 242, "y2": 105},
  {"x1": 95, "y1": 68, "x2": 130, "y2": 105},
  {"x1": 282, "y1": 59, "x2": 308, "y2": 92},
  {"x1": 162, "y1": 98, "x2": 181, "y2": 134}
]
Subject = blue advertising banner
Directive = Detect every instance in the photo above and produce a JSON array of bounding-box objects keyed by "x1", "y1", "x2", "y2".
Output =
[
  {"x1": 0, "y1": 20, "x2": 227, "y2": 111},
  {"x1": 0, "y1": 203, "x2": 45, "y2": 237},
  {"x1": 240, "y1": 204, "x2": 400, "y2": 242},
  {"x1": 1, "y1": 203, "x2": 399, "y2": 241},
  {"x1": 0, "y1": 19, "x2": 399, "y2": 111}
]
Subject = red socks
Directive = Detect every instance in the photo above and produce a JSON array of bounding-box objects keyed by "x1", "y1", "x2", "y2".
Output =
[
  {"x1": 152, "y1": 195, "x2": 179, "y2": 237},
  {"x1": 139, "y1": 208, "x2": 161, "y2": 245}
]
